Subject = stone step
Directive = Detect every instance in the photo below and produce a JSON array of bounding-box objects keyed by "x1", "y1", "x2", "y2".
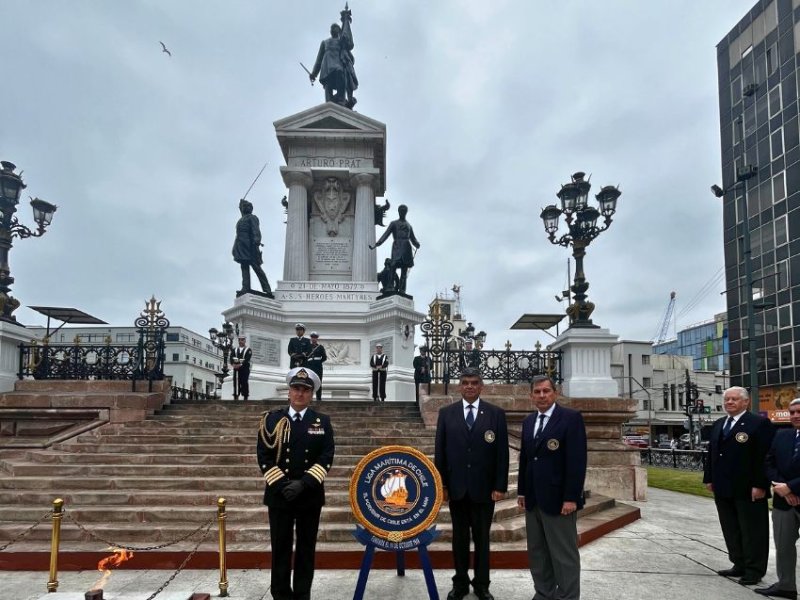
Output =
[
  {"x1": 1, "y1": 497, "x2": 530, "y2": 527},
  {"x1": 91, "y1": 425, "x2": 435, "y2": 437},
  {"x1": 51, "y1": 443, "x2": 438, "y2": 456},
  {"x1": 0, "y1": 517, "x2": 524, "y2": 544},
  {"x1": 66, "y1": 434, "x2": 432, "y2": 445},
  {"x1": 0, "y1": 487, "x2": 525, "y2": 508}
]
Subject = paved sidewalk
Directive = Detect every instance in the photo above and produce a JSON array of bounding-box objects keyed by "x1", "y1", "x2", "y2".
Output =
[{"x1": 1, "y1": 488, "x2": 788, "y2": 599}]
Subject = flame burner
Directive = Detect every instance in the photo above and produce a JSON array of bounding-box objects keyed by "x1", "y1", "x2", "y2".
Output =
[{"x1": 85, "y1": 590, "x2": 103, "y2": 600}]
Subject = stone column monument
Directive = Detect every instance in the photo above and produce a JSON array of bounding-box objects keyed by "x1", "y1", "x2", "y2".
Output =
[{"x1": 221, "y1": 103, "x2": 424, "y2": 400}]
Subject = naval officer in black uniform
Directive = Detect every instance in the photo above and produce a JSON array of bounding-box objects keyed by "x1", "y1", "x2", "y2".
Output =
[
  {"x1": 704, "y1": 385, "x2": 774, "y2": 586},
  {"x1": 288, "y1": 323, "x2": 312, "y2": 368},
  {"x1": 434, "y1": 367, "x2": 509, "y2": 600},
  {"x1": 257, "y1": 367, "x2": 335, "y2": 600}
]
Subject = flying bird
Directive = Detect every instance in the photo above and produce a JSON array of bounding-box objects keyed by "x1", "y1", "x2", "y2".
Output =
[{"x1": 159, "y1": 41, "x2": 171, "y2": 57}]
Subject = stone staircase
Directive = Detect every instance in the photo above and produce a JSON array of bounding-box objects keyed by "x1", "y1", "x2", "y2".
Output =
[{"x1": 0, "y1": 398, "x2": 639, "y2": 567}]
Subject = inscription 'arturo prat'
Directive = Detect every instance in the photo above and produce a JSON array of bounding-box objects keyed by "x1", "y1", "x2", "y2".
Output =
[{"x1": 294, "y1": 157, "x2": 364, "y2": 168}]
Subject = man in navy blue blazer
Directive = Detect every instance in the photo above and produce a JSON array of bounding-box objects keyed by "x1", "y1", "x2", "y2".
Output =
[
  {"x1": 517, "y1": 375, "x2": 587, "y2": 600},
  {"x1": 703, "y1": 386, "x2": 774, "y2": 586},
  {"x1": 756, "y1": 397, "x2": 800, "y2": 599},
  {"x1": 435, "y1": 367, "x2": 509, "y2": 600}
]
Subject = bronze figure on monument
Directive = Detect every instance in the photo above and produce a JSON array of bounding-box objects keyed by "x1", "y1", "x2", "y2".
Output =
[
  {"x1": 309, "y1": 3, "x2": 358, "y2": 109},
  {"x1": 232, "y1": 199, "x2": 274, "y2": 298},
  {"x1": 370, "y1": 204, "x2": 420, "y2": 295}
]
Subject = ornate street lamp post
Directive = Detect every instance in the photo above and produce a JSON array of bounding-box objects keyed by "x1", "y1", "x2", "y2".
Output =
[
  {"x1": 0, "y1": 161, "x2": 57, "y2": 323},
  {"x1": 209, "y1": 321, "x2": 238, "y2": 391},
  {"x1": 539, "y1": 172, "x2": 621, "y2": 328}
]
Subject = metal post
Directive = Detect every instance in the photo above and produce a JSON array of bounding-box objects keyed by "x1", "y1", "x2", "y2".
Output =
[
  {"x1": 47, "y1": 498, "x2": 63, "y2": 592},
  {"x1": 218, "y1": 497, "x2": 228, "y2": 597}
]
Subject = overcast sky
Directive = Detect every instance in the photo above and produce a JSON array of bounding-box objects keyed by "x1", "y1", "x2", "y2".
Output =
[{"x1": 3, "y1": 1, "x2": 755, "y2": 349}]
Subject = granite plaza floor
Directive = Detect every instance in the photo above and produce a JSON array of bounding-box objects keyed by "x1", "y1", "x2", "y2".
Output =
[{"x1": 2, "y1": 487, "x2": 790, "y2": 599}]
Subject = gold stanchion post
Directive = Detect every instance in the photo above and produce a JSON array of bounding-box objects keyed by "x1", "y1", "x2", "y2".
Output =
[
  {"x1": 47, "y1": 498, "x2": 64, "y2": 593},
  {"x1": 218, "y1": 497, "x2": 228, "y2": 597}
]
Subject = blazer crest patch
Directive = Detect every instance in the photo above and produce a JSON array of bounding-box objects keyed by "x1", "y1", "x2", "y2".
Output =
[
  {"x1": 735, "y1": 432, "x2": 749, "y2": 443},
  {"x1": 547, "y1": 439, "x2": 560, "y2": 451},
  {"x1": 484, "y1": 430, "x2": 495, "y2": 443}
]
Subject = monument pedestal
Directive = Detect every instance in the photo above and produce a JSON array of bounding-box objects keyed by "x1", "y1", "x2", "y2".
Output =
[
  {"x1": 222, "y1": 283, "x2": 424, "y2": 400},
  {"x1": 0, "y1": 322, "x2": 35, "y2": 392},
  {"x1": 221, "y1": 103, "x2": 426, "y2": 400},
  {"x1": 550, "y1": 326, "x2": 619, "y2": 398}
]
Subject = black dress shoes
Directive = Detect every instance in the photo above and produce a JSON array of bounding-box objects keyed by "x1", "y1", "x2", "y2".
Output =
[
  {"x1": 717, "y1": 567, "x2": 744, "y2": 576},
  {"x1": 474, "y1": 590, "x2": 495, "y2": 600},
  {"x1": 739, "y1": 576, "x2": 763, "y2": 585},
  {"x1": 446, "y1": 590, "x2": 468, "y2": 600},
  {"x1": 754, "y1": 584, "x2": 798, "y2": 598}
]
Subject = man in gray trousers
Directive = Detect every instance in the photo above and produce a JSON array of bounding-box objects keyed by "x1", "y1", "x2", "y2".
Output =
[
  {"x1": 758, "y1": 397, "x2": 800, "y2": 598},
  {"x1": 517, "y1": 375, "x2": 587, "y2": 600}
]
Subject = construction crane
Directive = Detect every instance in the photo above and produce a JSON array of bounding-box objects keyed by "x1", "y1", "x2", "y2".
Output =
[{"x1": 652, "y1": 291, "x2": 677, "y2": 344}]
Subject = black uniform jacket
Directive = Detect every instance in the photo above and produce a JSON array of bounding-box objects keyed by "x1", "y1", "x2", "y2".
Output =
[
  {"x1": 288, "y1": 336, "x2": 312, "y2": 365},
  {"x1": 434, "y1": 399, "x2": 509, "y2": 503},
  {"x1": 703, "y1": 411, "x2": 774, "y2": 499},
  {"x1": 517, "y1": 404, "x2": 587, "y2": 516},
  {"x1": 765, "y1": 428, "x2": 800, "y2": 511},
  {"x1": 256, "y1": 406, "x2": 335, "y2": 509},
  {"x1": 305, "y1": 344, "x2": 327, "y2": 377}
]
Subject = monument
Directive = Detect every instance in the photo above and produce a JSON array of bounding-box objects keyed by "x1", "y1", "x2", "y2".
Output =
[{"x1": 221, "y1": 5, "x2": 424, "y2": 400}]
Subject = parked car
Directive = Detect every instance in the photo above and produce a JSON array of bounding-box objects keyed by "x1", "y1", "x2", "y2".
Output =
[{"x1": 623, "y1": 437, "x2": 649, "y2": 449}]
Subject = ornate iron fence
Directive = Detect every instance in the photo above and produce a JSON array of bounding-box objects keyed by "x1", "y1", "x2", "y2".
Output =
[
  {"x1": 17, "y1": 297, "x2": 170, "y2": 390},
  {"x1": 420, "y1": 301, "x2": 562, "y2": 393},
  {"x1": 444, "y1": 348, "x2": 562, "y2": 387},
  {"x1": 640, "y1": 448, "x2": 708, "y2": 472},
  {"x1": 170, "y1": 386, "x2": 214, "y2": 401}
]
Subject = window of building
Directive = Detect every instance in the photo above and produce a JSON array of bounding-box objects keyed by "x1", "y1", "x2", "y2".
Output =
[
  {"x1": 733, "y1": 117, "x2": 744, "y2": 145},
  {"x1": 742, "y1": 44, "x2": 753, "y2": 59},
  {"x1": 116, "y1": 333, "x2": 135, "y2": 343},
  {"x1": 643, "y1": 399, "x2": 651, "y2": 411},
  {"x1": 773, "y1": 171, "x2": 786, "y2": 203},
  {"x1": 192, "y1": 339, "x2": 201, "y2": 347},
  {"x1": 192, "y1": 357, "x2": 196, "y2": 364},
  {"x1": 166, "y1": 333, "x2": 179, "y2": 342},
  {"x1": 775, "y1": 215, "x2": 788, "y2": 246},
  {"x1": 771, "y1": 127, "x2": 784, "y2": 159},
  {"x1": 642, "y1": 377, "x2": 652, "y2": 388},
  {"x1": 641, "y1": 354, "x2": 650, "y2": 365},
  {"x1": 781, "y1": 344, "x2": 794, "y2": 368},
  {"x1": 172, "y1": 353, "x2": 179, "y2": 362},
  {"x1": 777, "y1": 259, "x2": 789, "y2": 290},
  {"x1": 766, "y1": 43, "x2": 778, "y2": 76},
  {"x1": 769, "y1": 83, "x2": 782, "y2": 118},
  {"x1": 731, "y1": 75, "x2": 742, "y2": 105},
  {"x1": 181, "y1": 334, "x2": 189, "y2": 342},
  {"x1": 779, "y1": 304, "x2": 792, "y2": 329},
  {"x1": 185, "y1": 354, "x2": 189, "y2": 361}
]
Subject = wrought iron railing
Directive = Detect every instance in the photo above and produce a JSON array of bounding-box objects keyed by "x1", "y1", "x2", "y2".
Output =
[
  {"x1": 17, "y1": 296, "x2": 170, "y2": 391},
  {"x1": 443, "y1": 348, "x2": 562, "y2": 388},
  {"x1": 640, "y1": 448, "x2": 708, "y2": 472},
  {"x1": 170, "y1": 386, "x2": 214, "y2": 401}
]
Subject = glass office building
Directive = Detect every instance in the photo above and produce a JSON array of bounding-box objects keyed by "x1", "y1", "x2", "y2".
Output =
[
  {"x1": 653, "y1": 314, "x2": 729, "y2": 372},
  {"x1": 716, "y1": 0, "x2": 800, "y2": 395}
]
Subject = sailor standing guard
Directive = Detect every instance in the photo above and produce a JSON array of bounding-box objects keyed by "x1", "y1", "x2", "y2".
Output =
[
  {"x1": 231, "y1": 335, "x2": 252, "y2": 401},
  {"x1": 305, "y1": 332, "x2": 327, "y2": 402},
  {"x1": 257, "y1": 367, "x2": 335, "y2": 600},
  {"x1": 288, "y1": 323, "x2": 312, "y2": 368},
  {"x1": 370, "y1": 343, "x2": 389, "y2": 402}
]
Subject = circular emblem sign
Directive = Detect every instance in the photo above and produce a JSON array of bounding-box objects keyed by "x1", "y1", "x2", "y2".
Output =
[{"x1": 350, "y1": 445, "x2": 443, "y2": 542}]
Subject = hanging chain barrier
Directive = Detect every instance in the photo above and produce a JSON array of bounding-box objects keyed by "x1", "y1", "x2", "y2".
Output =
[
  {"x1": 0, "y1": 510, "x2": 51, "y2": 551},
  {"x1": 63, "y1": 512, "x2": 216, "y2": 551},
  {"x1": 144, "y1": 520, "x2": 215, "y2": 600}
]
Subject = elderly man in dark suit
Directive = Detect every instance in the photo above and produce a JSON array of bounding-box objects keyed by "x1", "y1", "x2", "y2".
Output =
[
  {"x1": 756, "y1": 398, "x2": 800, "y2": 598},
  {"x1": 517, "y1": 375, "x2": 587, "y2": 600},
  {"x1": 704, "y1": 386, "x2": 774, "y2": 586},
  {"x1": 434, "y1": 367, "x2": 509, "y2": 600}
]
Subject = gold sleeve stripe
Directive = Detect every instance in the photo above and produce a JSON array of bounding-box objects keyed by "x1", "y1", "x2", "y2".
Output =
[
  {"x1": 307, "y1": 464, "x2": 327, "y2": 483},
  {"x1": 265, "y1": 467, "x2": 285, "y2": 485}
]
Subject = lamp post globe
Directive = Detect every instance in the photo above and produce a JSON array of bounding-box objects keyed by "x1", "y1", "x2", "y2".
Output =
[{"x1": 540, "y1": 171, "x2": 621, "y2": 329}]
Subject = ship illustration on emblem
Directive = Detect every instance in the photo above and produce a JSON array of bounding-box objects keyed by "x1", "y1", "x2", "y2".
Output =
[{"x1": 376, "y1": 468, "x2": 416, "y2": 515}]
